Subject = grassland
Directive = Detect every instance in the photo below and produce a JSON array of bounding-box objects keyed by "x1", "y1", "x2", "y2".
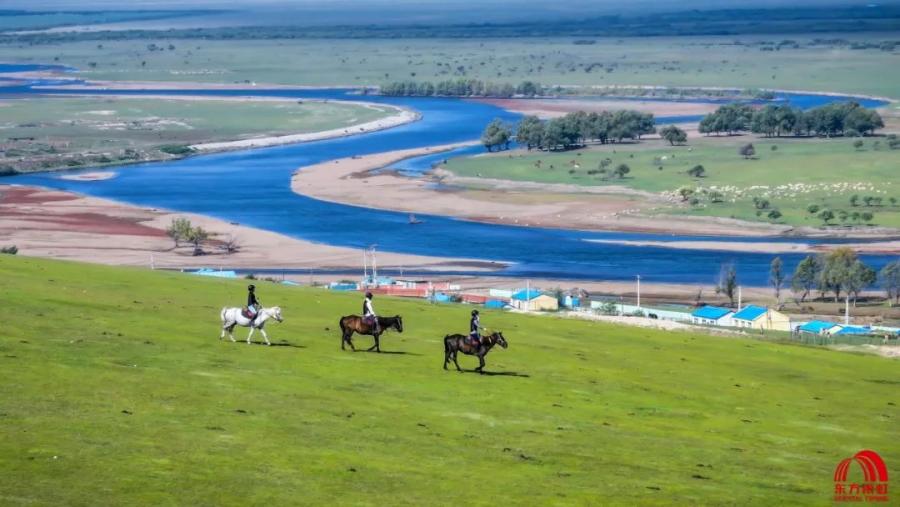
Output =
[
  {"x1": 0, "y1": 254, "x2": 897, "y2": 505},
  {"x1": 444, "y1": 136, "x2": 900, "y2": 229},
  {"x1": 3, "y1": 34, "x2": 899, "y2": 98},
  {"x1": 0, "y1": 96, "x2": 395, "y2": 173}
]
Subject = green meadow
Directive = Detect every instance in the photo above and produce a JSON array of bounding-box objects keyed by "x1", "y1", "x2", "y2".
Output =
[
  {"x1": 0, "y1": 255, "x2": 897, "y2": 505},
  {"x1": 444, "y1": 137, "x2": 900, "y2": 228},
  {"x1": 0, "y1": 96, "x2": 394, "y2": 173},
  {"x1": 3, "y1": 34, "x2": 899, "y2": 98}
]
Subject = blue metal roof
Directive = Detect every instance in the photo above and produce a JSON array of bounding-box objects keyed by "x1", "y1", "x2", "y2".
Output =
[
  {"x1": 733, "y1": 305, "x2": 768, "y2": 321},
  {"x1": 835, "y1": 326, "x2": 872, "y2": 336},
  {"x1": 798, "y1": 320, "x2": 837, "y2": 333},
  {"x1": 512, "y1": 289, "x2": 543, "y2": 301},
  {"x1": 691, "y1": 306, "x2": 733, "y2": 320}
]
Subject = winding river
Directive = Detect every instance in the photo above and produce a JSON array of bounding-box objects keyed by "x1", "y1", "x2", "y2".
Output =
[{"x1": 1, "y1": 64, "x2": 895, "y2": 285}]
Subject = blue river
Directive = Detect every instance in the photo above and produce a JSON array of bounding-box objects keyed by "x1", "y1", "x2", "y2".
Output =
[{"x1": 2, "y1": 64, "x2": 895, "y2": 285}]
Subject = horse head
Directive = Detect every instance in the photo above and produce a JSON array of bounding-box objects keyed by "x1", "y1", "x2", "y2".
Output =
[
  {"x1": 493, "y1": 331, "x2": 508, "y2": 349},
  {"x1": 392, "y1": 315, "x2": 403, "y2": 333},
  {"x1": 269, "y1": 306, "x2": 284, "y2": 323}
]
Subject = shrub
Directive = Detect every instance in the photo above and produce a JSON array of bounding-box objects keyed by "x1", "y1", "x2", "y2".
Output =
[
  {"x1": 1, "y1": 245, "x2": 17, "y2": 255},
  {"x1": 159, "y1": 144, "x2": 195, "y2": 156}
]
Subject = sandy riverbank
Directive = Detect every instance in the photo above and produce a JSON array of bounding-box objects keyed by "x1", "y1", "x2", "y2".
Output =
[
  {"x1": 473, "y1": 97, "x2": 719, "y2": 119},
  {"x1": 585, "y1": 238, "x2": 900, "y2": 255},
  {"x1": 190, "y1": 105, "x2": 419, "y2": 152},
  {"x1": 290, "y1": 146, "x2": 830, "y2": 239},
  {"x1": 0, "y1": 185, "x2": 500, "y2": 272}
]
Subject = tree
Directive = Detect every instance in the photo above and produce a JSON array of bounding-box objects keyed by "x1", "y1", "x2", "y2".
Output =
[
  {"x1": 187, "y1": 226, "x2": 209, "y2": 256},
  {"x1": 846, "y1": 260, "x2": 877, "y2": 306},
  {"x1": 716, "y1": 263, "x2": 738, "y2": 307},
  {"x1": 818, "y1": 247, "x2": 859, "y2": 302},
  {"x1": 166, "y1": 217, "x2": 192, "y2": 247},
  {"x1": 613, "y1": 163, "x2": 630, "y2": 179},
  {"x1": 660, "y1": 125, "x2": 687, "y2": 145},
  {"x1": 850, "y1": 194, "x2": 860, "y2": 207},
  {"x1": 818, "y1": 209, "x2": 835, "y2": 224},
  {"x1": 687, "y1": 165, "x2": 705, "y2": 178},
  {"x1": 770, "y1": 257, "x2": 784, "y2": 302},
  {"x1": 807, "y1": 204, "x2": 820, "y2": 214},
  {"x1": 791, "y1": 255, "x2": 820, "y2": 302},
  {"x1": 860, "y1": 211, "x2": 874, "y2": 224},
  {"x1": 480, "y1": 118, "x2": 511, "y2": 152},
  {"x1": 515, "y1": 116, "x2": 544, "y2": 150},
  {"x1": 853, "y1": 139, "x2": 864, "y2": 150},
  {"x1": 739, "y1": 143, "x2": 756, "y2": 159},
  {"x1": 220, "y1": 235, "x2": 241, "y2": 255},
  {"x1": 880, "y1": 260, "x2": 900, "y2": 306},
  {"x1": 0, "y1": 245, "x2": 17, "y2": 255},
  {"x1": 767, "y1": 209, "x2": 782, "y2": 221}
]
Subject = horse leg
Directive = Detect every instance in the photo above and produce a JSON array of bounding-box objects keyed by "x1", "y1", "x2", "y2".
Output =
[
  {"x1": 227, "y1": 324, "x2": 237, "y2": 343},
  {"x1": 366, "y1": 332, "x2": 379, "y2": 352},
  {"x1": 246, "y1": 326, "x2": 255, "y2": 345},
  {"x1": 443, "y1": 344, "x2": 449, "y2": 370},
  {"x1": 477, "y1": 354, "x2": 486, "y2": 374},
  {"x1": 259, "y1": 327, "x2": 270, "y2": 346},
  {"x1": 341, "y1": 330, "x2": 347, "y2": 350},
  {"x1": 453, "y1": 348, "x2": 462, "y2": 372}
]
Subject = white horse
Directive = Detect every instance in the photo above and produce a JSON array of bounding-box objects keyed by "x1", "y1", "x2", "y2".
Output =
[{"x1": 220, "y1": 306, "x2": 284, "y2": 345}]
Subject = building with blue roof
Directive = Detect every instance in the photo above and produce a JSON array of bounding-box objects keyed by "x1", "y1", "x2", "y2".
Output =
[
  {"x1": 797, "y1": 320, "x2": 841, "y2": 335},
  {"x1": 834, "y1": 325, "x2": 873, "y2": 336},
  {"x1": 732, "y1": 305, "x2": 792, "y2": 332},
  {"x1": 690, "y1": 306, "x2": 734, "y2": 326},
  {"x1": 510, "y1": 289, "x2": 558, "y2": 311}
]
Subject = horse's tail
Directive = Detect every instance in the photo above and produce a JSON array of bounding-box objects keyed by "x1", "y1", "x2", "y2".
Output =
[
  {"x1": 339, "y1": 316, "x2": 348, "y2": 335},
  {"x1": 220, "y1": 307, "x2": 228, "y2": 324},
  {"x1": 444, "y1": 334, "x2": 452, "y2": 353}
]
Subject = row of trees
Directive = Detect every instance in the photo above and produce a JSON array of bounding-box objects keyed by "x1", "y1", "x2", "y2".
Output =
[
  {"x1": 699, "y1": 102, "x2": 884, "y2": 137},
  {"x1": 380, "y1": 79, "x2": 543, "y2": 98},
  {"x1": 788, "y1": 248, "x2": 883, "y2": 305},
  {"x1": 491, "y1": 110, "x2": 656, "y2": 152},
  {"x1": 717, "y1": 249, "x2": 897, "y2": 308}
]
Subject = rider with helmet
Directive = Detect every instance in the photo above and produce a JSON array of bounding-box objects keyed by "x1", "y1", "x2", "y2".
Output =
[
  {"x1": 469, "y1": 309, "x2": 484, "y2": 346},
  {"x1": 363, "y1": 291, "x2": 380, "y2": 333},
  {"x1": 247, "y1": 284, "x2": 261, "y2": 324}
]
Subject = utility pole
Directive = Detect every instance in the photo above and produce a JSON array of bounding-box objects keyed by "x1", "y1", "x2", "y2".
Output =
[
  {"x1": 150, "y1": 254, "x2": 155, "y2": 270},
  {"x1": 369, "y1": 245, "x2": 378, "y2": 286},
  {"x1": 362, "y1": 250, "x2": 368, "y2": 286},
  {"x1": 845, "y1": 295, "x2": 850, "y2": 326},
  {"x1": 737, "y1": 286, "x2": 742, "y2": 310},
  {"x1": 526, "y1": 279, "x2": 531, "y2": 312},
  {"x1": 636, "y1": 275, "x2": 641, "y2": 309}
]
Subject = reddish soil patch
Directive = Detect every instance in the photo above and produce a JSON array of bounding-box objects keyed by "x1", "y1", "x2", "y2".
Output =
[
  {"x1": 0, "y1": 186, "x2": 77, "y2": 205},
  {"x1": 0, "y1": 187, "x2": 166, "y2": 238}
]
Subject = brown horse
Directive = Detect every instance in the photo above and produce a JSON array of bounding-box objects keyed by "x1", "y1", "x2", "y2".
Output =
[
  {"x1": 338, "y1": 315, "x2": 403, "y2": 352},
  {"x1": 443, "y1": 331, "x2": 508, "y2": 374}
]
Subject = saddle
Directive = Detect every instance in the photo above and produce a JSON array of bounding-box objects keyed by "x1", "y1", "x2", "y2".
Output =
[
  {"x1": 363, "y1": 315, "x2": 377, "y2": 326},
  {"x1": 242, "y1": 307, "x2": 255, "y2": 320}
]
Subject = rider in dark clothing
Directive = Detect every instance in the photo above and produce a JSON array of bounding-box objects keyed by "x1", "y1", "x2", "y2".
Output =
[
  {"x1": 469, "y1": 309, "x2": 483, "y2": 346},
  {"x1": 247, "y1": 284, "x2": 261, "y2": 323}
]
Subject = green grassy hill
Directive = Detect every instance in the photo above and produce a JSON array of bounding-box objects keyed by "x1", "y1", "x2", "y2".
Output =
[
  {"x1": 445, "y1": 137, "x2": 900, "y2": 228},
  {"x1": 1, "y1": 255, "x2": 897, "y2": 505}
]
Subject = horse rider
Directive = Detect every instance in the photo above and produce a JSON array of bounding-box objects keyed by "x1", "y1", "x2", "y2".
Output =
[
  {"x1": 363, "y1": 291, "x2": 380, "y2": 333},
  {"x1": 469, "y1": 309, "x2": 484, "y2": 347},
  {"x1": 247, "y1": 284, "x2": 261, "y2": 324}
]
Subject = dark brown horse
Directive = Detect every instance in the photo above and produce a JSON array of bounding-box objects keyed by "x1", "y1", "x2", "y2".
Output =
[
  {"x1": 443, "y1": 331, "x2": 508, "y2": 374},
  {"x1": 338, "y1": 315, "x2": 403, "y2": 352}
]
